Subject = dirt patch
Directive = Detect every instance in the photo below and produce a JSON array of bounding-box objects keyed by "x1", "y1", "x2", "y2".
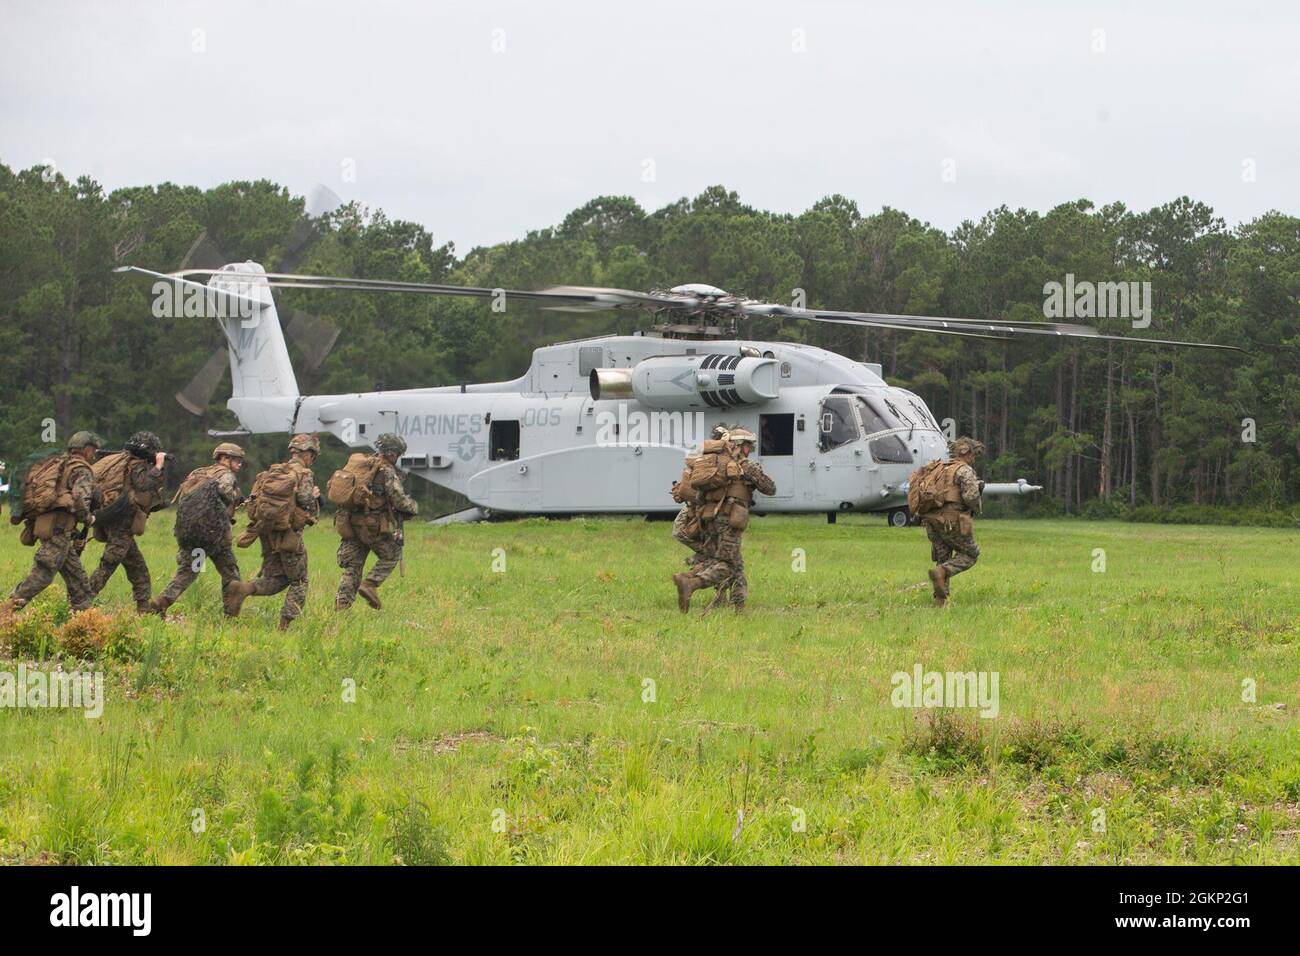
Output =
[{"x1": 393, "y1": 730, "x2": 502, "y2": 756}]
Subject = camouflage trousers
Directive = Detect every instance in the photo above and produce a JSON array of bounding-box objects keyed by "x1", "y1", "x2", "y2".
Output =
[
  {"x1": 692, "y1": 519, "x2": 748, "y2": 608},
  {"x1": 157, "y1": 538, "x2": 241, "y2": 611},
  {"x1": 249, "y1": 534, "x2": 309, "y2": 623},
  {"x1": 672, "y1": 504, "x2": 708, "y2": 567},
  {"x1": 88, "y1": 527, "x2": 152, "y2": 605},
  {"x1": 8, "y1": 529, "x2": 93, "y2": 612},
  {"x1": 923, "y1": 512, "x2": 980, "y2": 576},
  {"x1": 336, "y1": 534, "x2": 402, "y2": 608}
]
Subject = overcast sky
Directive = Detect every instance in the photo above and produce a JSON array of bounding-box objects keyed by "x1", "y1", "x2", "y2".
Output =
[{"x1": 2, "y1": 0, "x2": 1297, "y2": 253}]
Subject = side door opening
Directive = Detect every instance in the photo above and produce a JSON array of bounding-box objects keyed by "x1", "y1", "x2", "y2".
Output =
[{"x1": 489, "y1": 420, "x2": 520, "y2": 461}]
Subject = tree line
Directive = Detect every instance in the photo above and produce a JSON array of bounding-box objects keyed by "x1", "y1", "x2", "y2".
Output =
[{"x1": 1, "y1": 162, "x2": 1296, "y2": 513}]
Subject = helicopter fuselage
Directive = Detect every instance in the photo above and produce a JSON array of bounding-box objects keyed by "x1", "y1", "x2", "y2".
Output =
[{"x1": 263, "y1": 334, "x2": 951, "y2": 517}]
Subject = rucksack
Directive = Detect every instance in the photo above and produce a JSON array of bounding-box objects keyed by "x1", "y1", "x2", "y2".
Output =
[
  {"x1": 5, "y1": 449, "x2": 61, "y2": 522},
  {"x1": 327, "y1": 454, "x2": 384, "y2": 510},
  {"x1": 21, "y1": 453, "x2": 75, "y2": 517},
  {"x1": 245, "y1": 462, "x2": 301, "y2": 534},
  {"x1": 671, "y1": 458, "x2": 697, "y2": 503},
  {"x1": 907, "y1": 460, "x2": 964, "y2": 516},
  {"x1": 92, "y1": 451, "x2": 132, "y2": 509},
  {"x1": 175, "y1": 479, "x2": 230, "y2": 551},
  {"x1": 687, "y1": 442, "x2": 737, "y2": 494}
]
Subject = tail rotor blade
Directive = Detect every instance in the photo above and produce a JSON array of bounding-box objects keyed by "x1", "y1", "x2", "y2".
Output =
[
  {"x1": 175, "y1": 347, "x2": 228, "y2": 416},
  {"x1": 178, "y1": 229, "x2": 231, "y2": 271},
  {"x1": 284, "y1": 308, "x2": 341, "y2": 371}
]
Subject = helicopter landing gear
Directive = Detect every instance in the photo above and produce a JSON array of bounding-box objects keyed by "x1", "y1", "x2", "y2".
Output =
[{"x1": 886, "y1": 507, "x2": 912, "y2": 528}]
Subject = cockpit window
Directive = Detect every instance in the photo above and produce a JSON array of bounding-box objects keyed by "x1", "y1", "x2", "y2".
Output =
[
  {"x1": 906, "y1": 396, "x2": 937, "y2": 429},
  {"x1": 869, "y1": 435, "x2": 914, "y2": 464},
  {"x1": 819, "y1": 395, "x2": 860, "y2": 451},
  {"x1": 881, "y1": 394, "x2": 914, "y2": 428},
  {"x1": 856, "y1": 397, "x2": 892, "y2": 435}
]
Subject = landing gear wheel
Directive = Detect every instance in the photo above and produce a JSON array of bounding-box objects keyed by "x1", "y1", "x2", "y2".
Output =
[{"x1": 887, "y1": 507, "x2": 911, "y2": 528}]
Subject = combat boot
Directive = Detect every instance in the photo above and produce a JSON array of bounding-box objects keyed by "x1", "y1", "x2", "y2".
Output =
[
  {"x1": 335, "y1": 596, "x2": 352, "y2": 611},
  {"x1": 672, "y1": 573, "x2": 703, "y2": 613},
  {"x1": 928, "y1": 566, "x2": 949, "y2": 607},
  {"x1": 0, "y1": 597, "x2": 21, "y2": 622},
  {"x1": 145, "y1": 596, "x2": 171, "y2": 618},
  {"x1": 357, "y1": 582, "x2": 383, "y2": 610},
  {"x1": 277, "y1": 615, "x2": 293, "y2": 632},
  {"x1": 224, "y1": 580, "x2": 257, "y2": 617},
  {"x1": 134, "y1": 599, "x2": 153, "y2": 616}
]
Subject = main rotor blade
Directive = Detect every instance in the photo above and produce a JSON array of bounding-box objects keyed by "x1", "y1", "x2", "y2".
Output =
[
  {"x1": 803, "y1": 315, "x2": 1014, "y2": 342},
  {"x1": 167, "y1": 270, "x2": 632, "y2": 307},
  {"x1": 786, "y1": 307, "x2": 1244, "y2": 352}
]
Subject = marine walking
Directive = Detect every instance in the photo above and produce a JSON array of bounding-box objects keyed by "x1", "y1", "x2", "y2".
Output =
[
  {"x1": 149, "y1": 442, "x2": 246, "y2": 618},
  {"x1": 908, "y1": 436, "x2": 985, "y2": 607},
  {"x1": 1, "y1": 431, "x2": 102, "y2": 619},
  {"x1": 226, "y1": 434, "x2": 321, "y2": 629},
  {"x1": 86, "y1": 431, "x2": 169, "y2": 613},
  {"x1": 329, "y1": 432, "x2": 419, "y2": 611},
  {"x1": 671, "y1": 425, "x2": 775, "y2": 613}
]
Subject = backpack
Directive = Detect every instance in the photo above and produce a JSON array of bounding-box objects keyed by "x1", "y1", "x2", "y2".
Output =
[
  {"x1": 21, "y1": 453, "x2": 75, "y2": 517},
  {"x1": 671, "y1": 458, "x2": 697, "y2": 504},
  {"x1": 245, "y1": 462, "x2": 302, "y2": 535},
  {"x1": 92, "y1": 451, "x2": 132, "y2": 509},
  {"x1": 686, "y1": 440, "x2": 733, "y2": 493},
  {"x1": 907, "y1": 460, "x2": 964, "y2": 516},
  {"x1": 175, "y1": 479, "x2": 230, "y2": 551},
  {"x1": 173, "y1": 463, "x2": 226, "y2": 503},
  {"x1": 5, "y1": 449, "x2": 62, "y2": 522},
  {"x1": 327, "y1": 454, "x2": 384, "y2": 510}
]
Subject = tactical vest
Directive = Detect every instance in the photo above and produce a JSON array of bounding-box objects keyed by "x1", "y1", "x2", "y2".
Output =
[{"x1": 700, "y1": 454, "x2": 752, "y2": 520}]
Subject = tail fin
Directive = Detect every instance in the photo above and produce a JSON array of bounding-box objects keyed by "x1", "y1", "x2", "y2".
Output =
[
  {"x1": 208, "y1": 262, "x2": 299, "y2": 402},
  {"x1": 208, "y1": 262, "x2": 301, "y2": 434}
]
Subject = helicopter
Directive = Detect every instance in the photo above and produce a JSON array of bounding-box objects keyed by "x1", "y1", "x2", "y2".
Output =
[{"x1": 115, "y1": 262, "x2": 1241, "y2": 526}]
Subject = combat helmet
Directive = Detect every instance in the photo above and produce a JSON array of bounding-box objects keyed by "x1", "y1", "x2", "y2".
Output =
[
  {"x1": 374, "y1": 433, "x2": 407, "y2": 457},
  {"x1": 288, "y1": 433, "x2": 321, "y2": 455},
  {"x1": 211, "y1": 442, "x2": 246, "y2": 461},
  {"x1": 125, "y1": 430, "x2": 163, "y2": 457},
  {"x1": 949, "y1": 436, "x2": 985, "y2": 459},
  {"x1": 726, "y1": 426, "x2": 758, "y2": 446},
  {"x1": 66, "y1": 430, "x2": 103, "y2": 451}
]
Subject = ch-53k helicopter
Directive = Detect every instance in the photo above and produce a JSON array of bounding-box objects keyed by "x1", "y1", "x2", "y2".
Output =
[{"x1": 116, "y1": 262, "x2": 1240, "y2": 526}]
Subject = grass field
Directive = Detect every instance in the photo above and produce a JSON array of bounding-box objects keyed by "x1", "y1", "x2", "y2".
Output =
[{"x1": 1, "y1": 514, "x2": 1298, "y2": 865}]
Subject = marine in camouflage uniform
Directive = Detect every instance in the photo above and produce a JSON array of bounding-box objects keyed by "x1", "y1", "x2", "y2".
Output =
[
  {"x1": 0, "y1": 432, "x2": 101, "y2": 618},
  {"x1": 673, "y1": 427, "x2": 776, "y2": 612},
  {"x1": 923, "y1": 436, "x2": 984, "y2": 608},
  {"x1": 335, "y1": 433, "x2": 419, "y2": 611},
  {"x1": 149, "y1": 443, "x2": 245, "y2": 617},
  {"x1": 671, "y1": 424, "x2": 729, "y2": 568},
  {"x1": 226, "y1": 435, "x2": 321, "y2": 629},
  {"x1": 87, "y1": 431, "x2": 168, "y2": 613}
]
